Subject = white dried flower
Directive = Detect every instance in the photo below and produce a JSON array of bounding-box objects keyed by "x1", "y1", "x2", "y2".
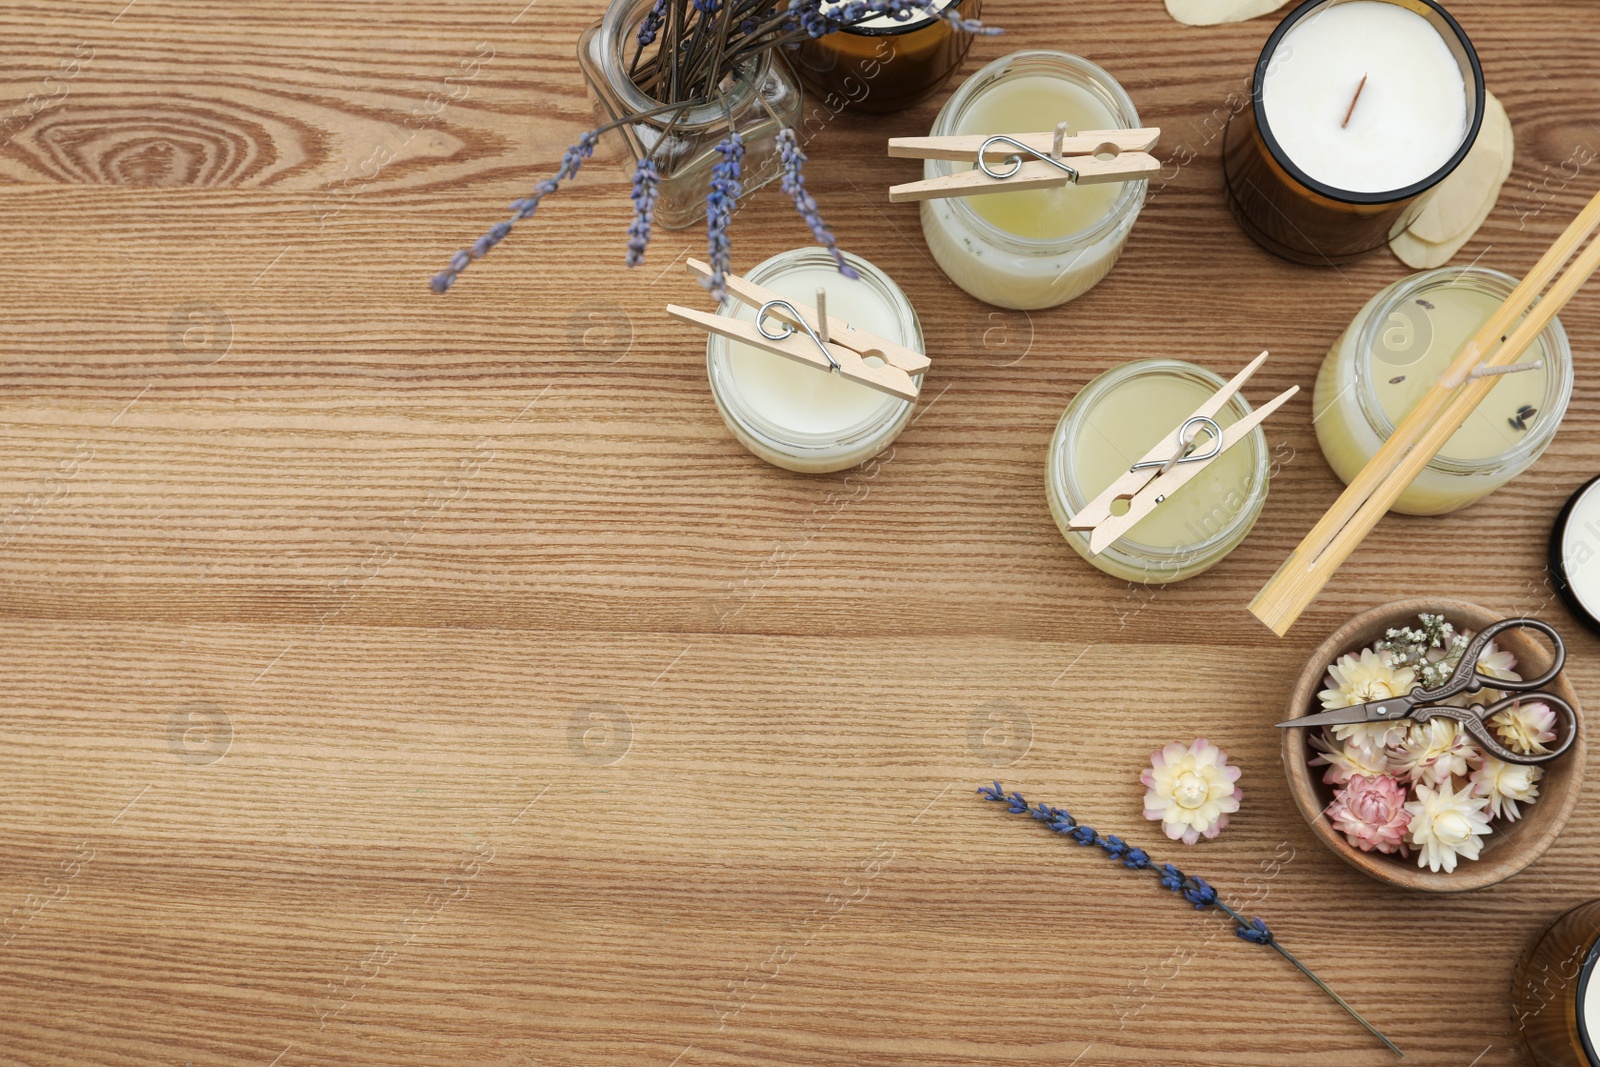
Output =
[
  {"x1": 1405, "y1": 779, "x2": 1493, "y2": 873},
  {"x1": 1387, "y1": 717, "x2": 1480, "y2": 786},
  {"x1": 1310, "y1": 731, "x2": 1392, "y2": 786},
  {"x1": 1471, "y1": 757, "x2": 1542, "y2": 822},
  {"x1": 1319, "y1": 648, "x2": 1415, "y2": 753},
  {"x1": 1489, "y1": 700, "x2": 1559, "y2": 756},
  {"x1": 1141, "y1": 738, "x2": 1242, "y2": 846}
]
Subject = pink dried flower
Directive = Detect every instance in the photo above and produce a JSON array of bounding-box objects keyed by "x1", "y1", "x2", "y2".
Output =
[
  {"x1": 1489, "y1": 700, "x2": 1559, "y2": 755},
  {"x1": 1141, "y1": 738, "x2": 1241, "y2": 846},
  {"x1": 1309, "y1": 730, "x2": 1391, "y2": 786},
  {"x1": 1327, "y1": 774, "x2": 1411, "y2": 855}
]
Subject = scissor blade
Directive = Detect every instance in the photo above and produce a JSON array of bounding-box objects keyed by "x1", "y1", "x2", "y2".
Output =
[{"x1": 1275, "y1": 703, "x2": 1387, "y2": 730}]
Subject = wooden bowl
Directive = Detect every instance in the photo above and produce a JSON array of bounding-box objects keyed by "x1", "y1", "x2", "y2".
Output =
[{"x1": 1283, "y1": 598, "x2": 1586, "y2": 892}]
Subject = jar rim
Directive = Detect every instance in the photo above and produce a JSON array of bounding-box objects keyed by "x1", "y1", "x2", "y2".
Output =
[
  {"x1": 598, "y1": 0, "x2": 772, "y2": 131},
  {"x1": 832, "y1": 0, "x2": 969, "y2": 36},
  {"x1": 1250, "y1": 0, "x2": 1486, "y2": 205},
  {"x1": 1049, "y1": 359, "x2": 1270, "y2": 567},
  {"x1": 928, "y1": 49, "x2": 1146, "y2": 255},
  {"x1": 706, "y1": 248, "x2": 921, "y2": 459},
  {"x1": 1351, "y1": 265, "x2": 1574, "y2": 475}
]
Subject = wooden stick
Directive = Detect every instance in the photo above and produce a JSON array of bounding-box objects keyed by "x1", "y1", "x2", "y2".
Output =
[
  {"x1": 1250, "y1": 189, "x2": 1600, "y2": 635},
  {"x1": 1341, "y1": 74, "x2": 1368, "y2": 129}
]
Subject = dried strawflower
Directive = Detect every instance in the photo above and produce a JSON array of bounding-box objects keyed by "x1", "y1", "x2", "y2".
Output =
[
  {"x1": 1141, "y1": 739, "x2": 1241, "y2": 845},
  {"x1": 978, "y1": 783, "x2": 1400, "y2": 1056},
  {"x1": 1310, "y1": 731, "x2": 1391, "y2": 786},
  {"x1": 1327, "y1": 775, "x2": 1411, "y2": 854},
  {"x1": 1387, "y1": 717, "x2": 1479, "y2": 786},
  {"x1": 1405, "y1": 779, "x2": 1493, "y2": 873},
  {"x1": 1489, "y1": 699, "x2": 1558, "y2": 755},
  {"x1": 1319, "y1": 648, "x2": 1415, "y2": 754},
  {"x1": 1471, "y1": 757, "x2": 1542, "y2": 821}
]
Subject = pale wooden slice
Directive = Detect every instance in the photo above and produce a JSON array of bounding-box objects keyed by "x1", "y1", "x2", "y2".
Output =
[
  {"x1": 1165, "y1": 0, "x2": 1291, "y2": 26},
  {"x1": 1408, "y1": 91, "x2": 1510, "y2": 243}
]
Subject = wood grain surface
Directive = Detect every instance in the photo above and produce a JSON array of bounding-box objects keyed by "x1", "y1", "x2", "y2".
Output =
[{"x1": 3, "y1": 2, "x2": 1598, "y2": 1065}]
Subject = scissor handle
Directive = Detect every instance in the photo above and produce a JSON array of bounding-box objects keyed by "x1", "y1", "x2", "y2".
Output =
[
  {"x1": 1420, "y1": 692, "x2": 1580, "y2": 765},
  {"x1": 1416, "y1": 617, "x2": 1568, "y2": 704}
]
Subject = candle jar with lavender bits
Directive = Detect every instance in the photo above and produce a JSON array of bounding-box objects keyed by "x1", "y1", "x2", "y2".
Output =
[
  {"x1": 578, "y1": 0, "x2": 803, "y2": 229},
  {"x1": 1223, "y1": 0, "x2": 1485, "y2": 265},
  {"x1": 1314, "y1": 266, "x2": 1573, "y2": 515},
  {"x1": 793, "y1": 0, "x2": 981, "y2": 114}
]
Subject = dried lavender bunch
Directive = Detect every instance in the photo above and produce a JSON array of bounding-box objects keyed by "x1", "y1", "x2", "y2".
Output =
[
  {"x1": 1378, "y1": 611, "x2": 1469, "y2": 690},
  {"x1": 429, "y1": 1, "x2": 999, "y2": 294},
  {"x1": 978, "y1": 783, "x2": 1401, "y2": 1058}
]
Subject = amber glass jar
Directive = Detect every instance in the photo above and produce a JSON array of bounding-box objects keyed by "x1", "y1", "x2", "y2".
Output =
[
  {"x1": 793, "y1": 0, "x2": 980, "y2": 114},
  {"x1": 1513, "y1": 899, "x2": 1600, "y2": 1066}
]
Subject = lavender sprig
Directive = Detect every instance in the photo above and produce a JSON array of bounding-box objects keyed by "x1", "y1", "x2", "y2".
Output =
[
  {"x1": 431, "y1": 132, "x2": 598, "y2": 294},
  {"x1": 702, "y1": 131, "x2": 744, "y2": 299},
  {"x1": 978, "y1": 783, "x2": 1402, "y2": 1059},
  {"x1": 637, "y1": 0, "x2": 669, "y2": 45},
  {"x1": 776, "y1": 128, "x2": 857, "y2": 281},
  {"x1": 626, "y1": 157, "x2": 660, "y2": 267}
]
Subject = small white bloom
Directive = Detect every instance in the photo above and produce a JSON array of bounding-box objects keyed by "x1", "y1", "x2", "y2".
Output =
[
  {"x1": 1471, "y1": 757, "x2": 1542, "y2": 821},
  {"x1": 1405, "y1": 779, "x2": 1494, "y2": 873}
]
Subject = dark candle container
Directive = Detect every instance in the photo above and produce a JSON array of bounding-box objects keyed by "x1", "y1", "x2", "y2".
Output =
[
  {"x1": 1221, "y1": 0, "x2": 1485, "y2": 266},
  {"x1": 793, "y1": 0, "x2": 980, "y2": 115},
  {"x1": 1512, "y1": 899, "x2": 1600, "y2": 1067}
]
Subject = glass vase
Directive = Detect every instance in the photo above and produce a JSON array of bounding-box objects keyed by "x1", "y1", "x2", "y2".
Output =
[{"x1": 577, "y1": 0, "x2": 803, "y2": 230}]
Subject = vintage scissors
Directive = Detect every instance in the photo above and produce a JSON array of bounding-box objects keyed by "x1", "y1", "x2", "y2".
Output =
[{"x1": 1277, "y1": 618, "x2": 1580, "y2": 765}]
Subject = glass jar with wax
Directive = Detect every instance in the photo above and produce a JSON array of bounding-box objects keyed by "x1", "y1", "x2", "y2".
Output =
[
  {"x1": 1047, "y1": 360, "x2": 1270, "y2": 585},
  {"x1": 1512, "y1": 898, "x2": 1600, "y2": 1067},
  {"x1": 793, "y1": 0, "x2": 980, "y2": 115},
  {"x1": 919, "y1": 50, "x2": 1146, "y2": 310},
  {"x1": 706, "y1": 248, "x2": 923, "y2": 474},
  {"x1": 1223, "y1": 0, "x2": 1485, "y2": 265},
  {"x1": 1315, "y1": 266, "x2": 1573, "y2": 515}
]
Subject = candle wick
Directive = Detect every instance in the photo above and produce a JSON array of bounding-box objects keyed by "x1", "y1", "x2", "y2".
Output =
[{"x1": 1341, "y1": 74, "x2": 1368, "y2": 129}]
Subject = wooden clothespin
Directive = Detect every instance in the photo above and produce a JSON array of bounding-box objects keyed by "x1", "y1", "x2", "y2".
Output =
[
  {"x1": 887, "y1": 126, "x2": 1161, "y2": 204},
  {"x1": 1068, "y1": 351, "x2": 1298, "y2": 555},
  {"x1": 666, "y1": 258, "x2": 930, "y2": 402}
]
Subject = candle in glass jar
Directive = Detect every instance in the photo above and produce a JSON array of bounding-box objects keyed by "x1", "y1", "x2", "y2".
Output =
[
  {"x1": 1223, "y1": 0, "x2": 1484, "y2": 264},
  {"x1": 1047, "y1": 360, "x2": 1270, "y2": 585},
  {"x1": 793, "y1": 0, "x2": 978, "y2": 114},
  {"x1": 1511, "y1": 898, "x2": 1600, "y2": 1067},
  {"x1": 705, "y1": 248, "x2": 923, "y2": 474},
  {"x1": 1263, "y1": 2, "x2": 1467, "y2": 194},
  {"x1": 1314, "y1": 267, "x2": 1574, "y2": 515},
  {"x1": 920, "y1": 50, "x2": 1146, "y2": 310}
]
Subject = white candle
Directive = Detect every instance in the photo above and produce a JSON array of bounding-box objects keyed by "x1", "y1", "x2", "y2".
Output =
[
  {"x1": 919, "y1": 50, "x2": 1146, "y2": 310},
  {"x1": 705, "y1": 249, "x2": 922, "y2": 473},
  {"x1": 1314, "y1": 267, "x2": 1573, "y2": 515},
  {"x1": 1262, "y1": 1, "x2": 1468, "y2": 194}
]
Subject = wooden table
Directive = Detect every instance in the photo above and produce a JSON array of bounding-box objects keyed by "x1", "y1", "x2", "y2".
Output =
[{"x1": 3, "y1": 2, "x2": 1597, "y2": 1064}]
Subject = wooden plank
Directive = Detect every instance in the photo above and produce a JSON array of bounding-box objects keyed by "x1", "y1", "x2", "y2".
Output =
[{"x1": 1, "y1": 2, "x2": 1598, "y2": 1066}]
